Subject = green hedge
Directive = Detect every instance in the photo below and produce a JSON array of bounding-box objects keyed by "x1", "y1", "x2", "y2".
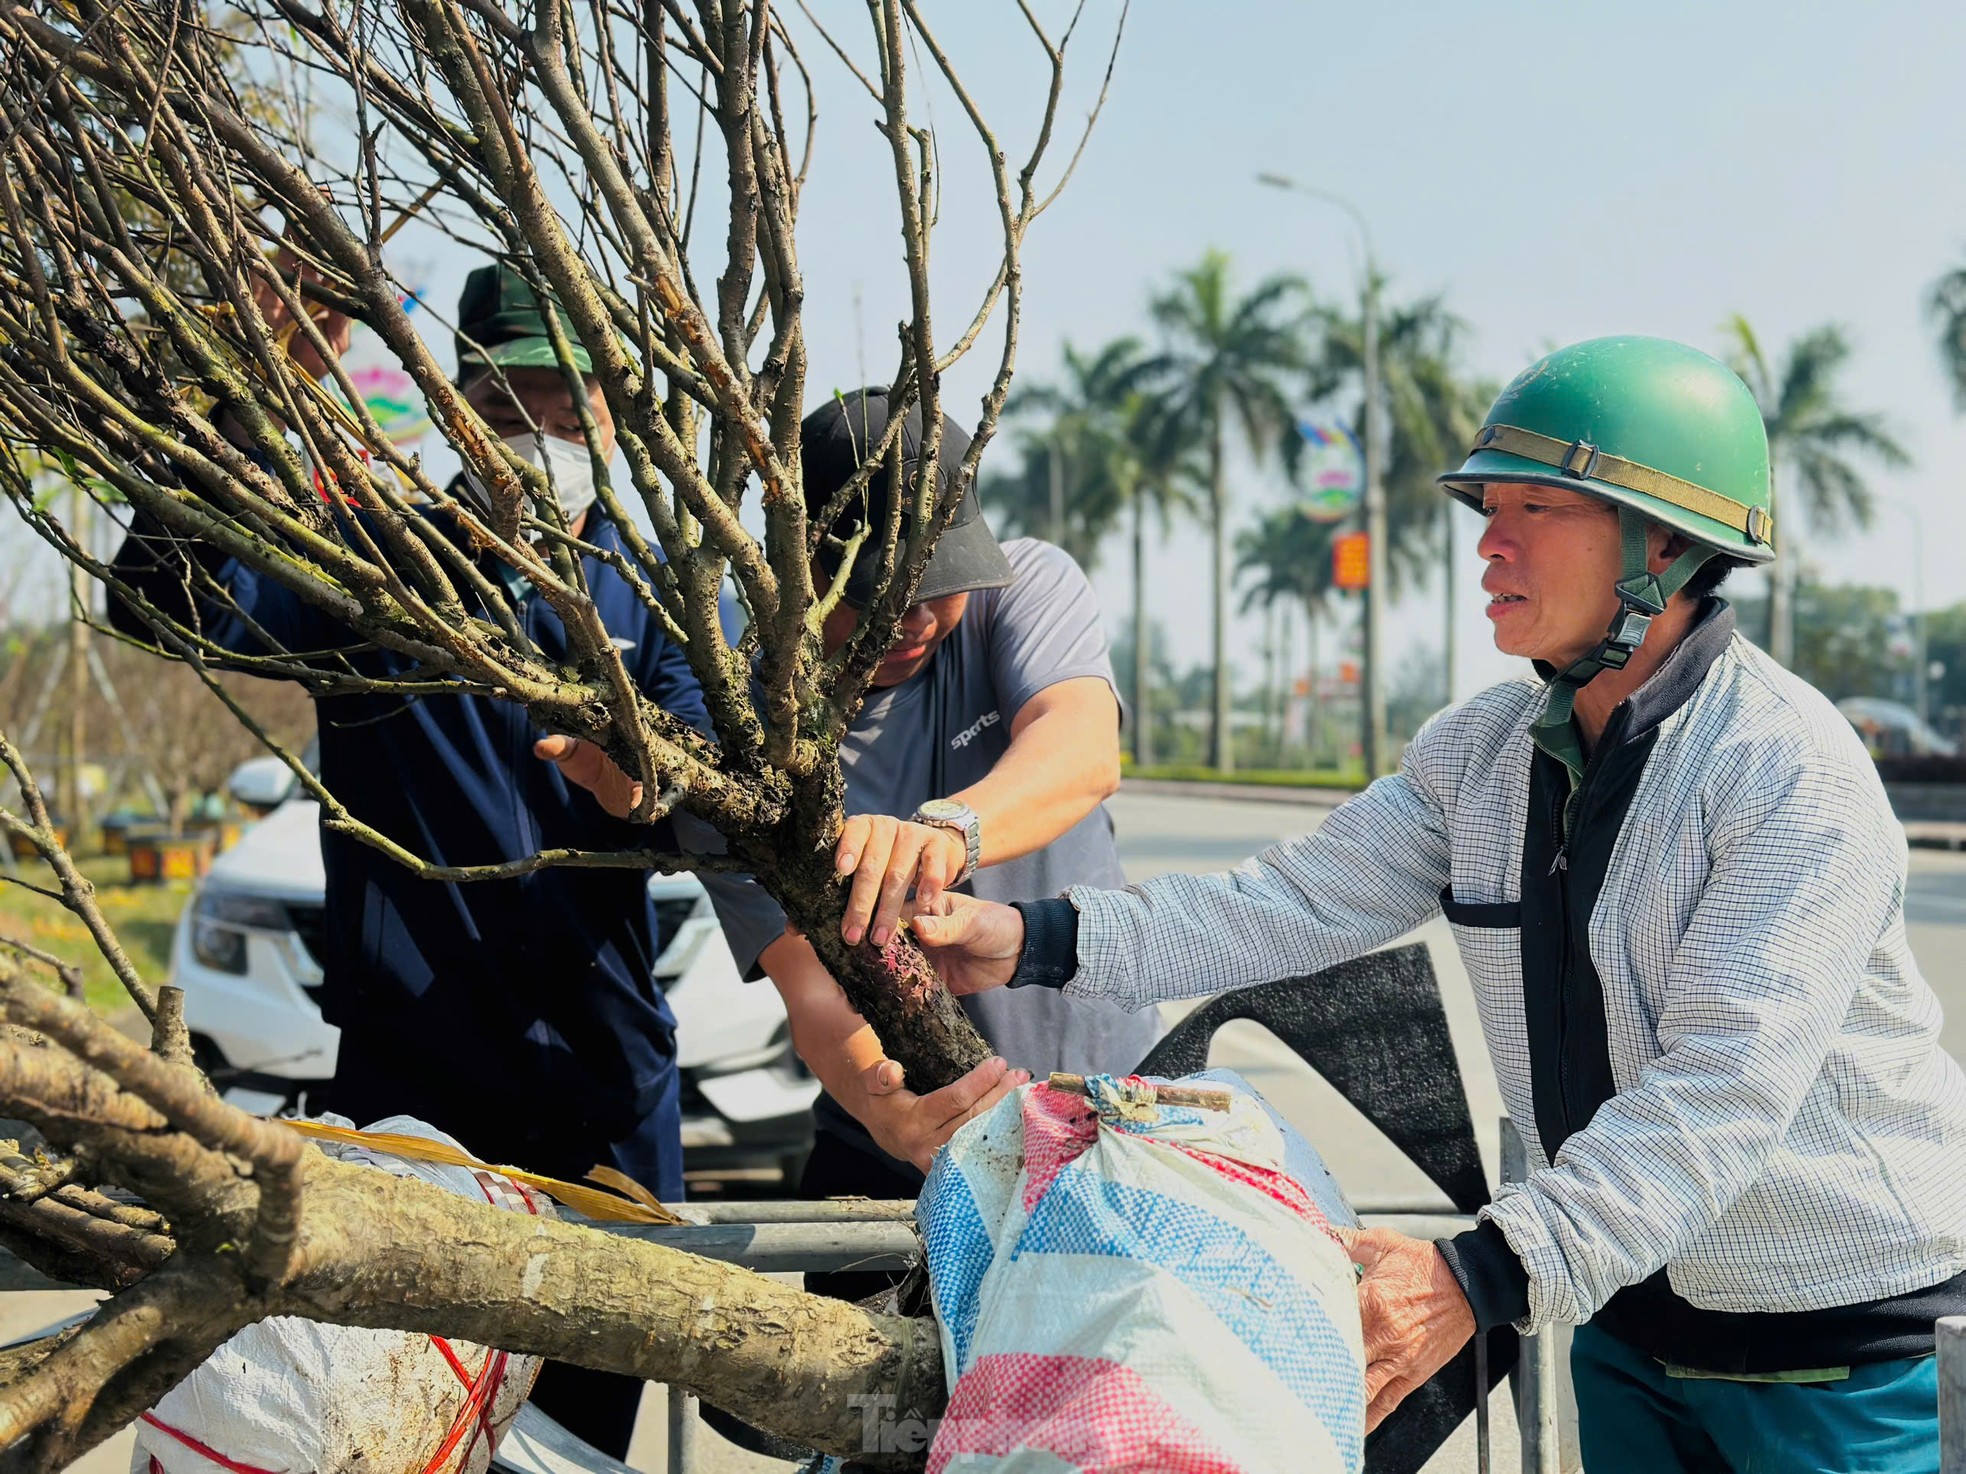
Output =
[{"x1": 1121, "y1": 763, "x2": 1369, "y2": 793}]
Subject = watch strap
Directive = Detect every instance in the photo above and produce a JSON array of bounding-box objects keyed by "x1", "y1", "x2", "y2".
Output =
[{"x1": 912, "y1": 803, "x2": 981, "y2": 886}]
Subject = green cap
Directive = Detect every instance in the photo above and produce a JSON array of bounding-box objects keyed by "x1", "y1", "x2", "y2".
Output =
[
  {"x1": 1438, "y1": 335, "x2": 1774, "y2": 564},
  {"x1": 454, "y1": 262, "x2": 592, "y2": 381}
]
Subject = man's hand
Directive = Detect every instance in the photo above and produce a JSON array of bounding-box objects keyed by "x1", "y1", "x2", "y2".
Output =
[
  {"x1": 536, "y1": 734, "x2": 642, "y2": 818},
  {"x1": 252, "y1": 246, "x2": 352, "y2": 381},
  {"x1": 858, "y1": 1052, "x2": 1030, "y2": 1172},
  {"x1": 1339, "y1": 1227, "x2": 1477, "y2": 1432},
  {"x1": 908, "y1": 893, "x2": 1025, "y2": 996},
  {"x1": 835, "y1": 814, "x2": 968, "y2": 947}
]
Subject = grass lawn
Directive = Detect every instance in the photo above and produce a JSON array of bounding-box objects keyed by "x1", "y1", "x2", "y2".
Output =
[{"x1": 0, "y1": 853, "x2": 193, "y2": 1019}]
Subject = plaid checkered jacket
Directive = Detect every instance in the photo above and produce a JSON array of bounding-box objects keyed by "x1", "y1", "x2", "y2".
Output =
[{"x1": 1065, "y1": 633, "x2": 1966, "y2": 1330}]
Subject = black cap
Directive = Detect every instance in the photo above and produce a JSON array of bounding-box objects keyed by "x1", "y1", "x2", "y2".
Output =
[
  {"x1": 454, "y1": 263, "x2": 591, "y2": 381},
  {"x1": 803, "y1": 389, "x2": 1014, "y2": 609}
]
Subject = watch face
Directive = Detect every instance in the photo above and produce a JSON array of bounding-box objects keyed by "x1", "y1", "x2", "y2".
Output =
[{"x1": 917, "y1": 798, "x2": 967, "y2": 822}]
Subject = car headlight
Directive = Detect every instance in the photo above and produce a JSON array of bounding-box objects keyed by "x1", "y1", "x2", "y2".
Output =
[
  {"x1": 190, "y1": 890, "x2": 293, "y2": 976},
  {"x1": 196, "y1": 891, "x2": 294, "y2": 929}
]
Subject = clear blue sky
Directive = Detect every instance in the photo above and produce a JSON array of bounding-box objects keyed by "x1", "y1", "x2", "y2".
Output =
[{"x1": 759, "y1": 0, "x2": 1966, "y2": 697}]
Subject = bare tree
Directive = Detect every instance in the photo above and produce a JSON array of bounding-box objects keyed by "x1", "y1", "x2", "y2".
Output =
[
  {"x1": 0, "y1": 0, "x2": 1122, "y2": 1098},
  {"x1": 0, "y1": 0, "x2": 1122, "y2": 1463},
  {"x1": 1, "y1": 632, "x2": 314, "y2": 827}
]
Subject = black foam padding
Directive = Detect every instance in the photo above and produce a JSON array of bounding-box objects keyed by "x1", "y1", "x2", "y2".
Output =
[
  {"x1": 1365, "y1": 1328, "x2": 1519, "y2": 1474},
  {"x1": 1136, "y1": 942, "x2": 1487, "y2": 1213}
]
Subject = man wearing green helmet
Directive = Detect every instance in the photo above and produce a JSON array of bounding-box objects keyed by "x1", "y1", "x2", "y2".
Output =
[{"x1": 907, "y1": 336, "x2": 1966, "y2": 1471}]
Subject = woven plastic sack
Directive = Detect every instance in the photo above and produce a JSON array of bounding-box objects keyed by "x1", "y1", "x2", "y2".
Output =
[
  {"x1": 131, "y1": 1115, "x2": 551, "y2": 1474},
  {"x1": 915, "y1": 1070, "x2": 1365, "y2": 1474}
]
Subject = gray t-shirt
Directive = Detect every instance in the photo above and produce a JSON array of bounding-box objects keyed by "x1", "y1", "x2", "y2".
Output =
[{"x1": 699, "y1": 538, "x2": 1162, "y2": 1161}]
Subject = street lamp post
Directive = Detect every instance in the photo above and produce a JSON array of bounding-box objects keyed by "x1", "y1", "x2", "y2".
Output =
[
  {"x1": 1877, "y1": 498, "x2": 1930, "y2": 725},
  {"x1": 1256, "y1": 172, "x2": 1388, "y2": 778}
]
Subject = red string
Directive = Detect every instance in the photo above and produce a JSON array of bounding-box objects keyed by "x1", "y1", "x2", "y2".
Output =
[
  {"x1": 138, "y1": 1415, "x2": 285, "y2": 1474},
  {"x1": 147, "y1": 1166, "x2": 537, "y2": 1474},
  {"x1": 418, "y1": 1349, "x2": 509, "y2": 1474}
]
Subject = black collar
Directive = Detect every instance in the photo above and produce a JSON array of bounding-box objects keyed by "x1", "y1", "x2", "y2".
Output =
[
  {"x1": 1532, "y1": 597, "x2": 1735, "y2": 755},
  {"x1": 1616, "y1": 596, "x2": 1736, "y2": 741}
]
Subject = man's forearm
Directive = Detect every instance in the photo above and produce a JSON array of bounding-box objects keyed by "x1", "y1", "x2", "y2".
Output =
[
  {"x1": 1033, "y1": 771, "x2": 1452, "y2": 1014},
  {"x1": 949, "y1": 684, "x2": 1119, "y2": 867},
  {"x1": 757, "y1": 933, "x2": 892, "y2": 1121}
]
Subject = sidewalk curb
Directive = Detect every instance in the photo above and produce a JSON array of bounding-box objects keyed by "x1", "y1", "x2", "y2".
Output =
[{"x1": 1125, "y1": 779, "x2": 1966, "y2": 852}]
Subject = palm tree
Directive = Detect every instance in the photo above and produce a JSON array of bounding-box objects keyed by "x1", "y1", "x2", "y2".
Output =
[
  {"x1": 984, "y1": 338, "x2": 1154, "y2": 570},
  {"x1": 1116, "y1": 392, "x2": 1204, "y2": 766},
  {"x1": 987, "y1": 339, "x2": 1200, "y2": 764},
  {"x1": 1145, "y1": 251, "x2": 1314, "y2": 771},
  {"x1": 1313, "y1": 287, "x2": 1486, "y2": 700},
  {"x1": 1724, "y1": 317, "x2": 1911, "y2": 667},
  {"x1": 1236, "y1": 506, "x2": 1341, "y2": 766},
  {"x1": 1927, "y1": 259, "x2": 1966, "y2": 410}
]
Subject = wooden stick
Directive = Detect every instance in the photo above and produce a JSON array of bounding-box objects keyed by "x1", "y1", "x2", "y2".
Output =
[{"x1": 1046, "y1": 1073, "x2": 1234, "y2": 1113}]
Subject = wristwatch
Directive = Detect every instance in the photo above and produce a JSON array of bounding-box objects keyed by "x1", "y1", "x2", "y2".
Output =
[{"x1": 911, "y1": 798, "x2": 982, "y2": 887}]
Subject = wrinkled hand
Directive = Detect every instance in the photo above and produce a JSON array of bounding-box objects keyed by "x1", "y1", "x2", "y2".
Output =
[
  {"x1": 835, "y1": 815, "x2": 968, "y2": 948},
  {"x1": 1338, "y1": 1227, "x2": 1477, "y2": 1432},
  {"x1": 536, "y1": 734, "x2": 642, "y2": 818},
  {"x1": 907, "y1": 892, "x2": 1025, "y2": 996},
  {"x1": 252, "y1": 246, "x2": 352, "y2": 381},
  {"x1": 859, "y1": 1053, "x2": 1029, "y2": 1172}
]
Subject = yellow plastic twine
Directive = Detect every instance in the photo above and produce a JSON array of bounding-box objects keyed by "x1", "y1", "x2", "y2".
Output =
[{"x1": 281, "y1": 1119, "x2": 684, "y2": 1226}]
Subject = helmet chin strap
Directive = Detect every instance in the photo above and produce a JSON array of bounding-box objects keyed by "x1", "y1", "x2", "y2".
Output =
[{"x1": 1532, "y1": 505, "x2": 1715, "y2": 785}]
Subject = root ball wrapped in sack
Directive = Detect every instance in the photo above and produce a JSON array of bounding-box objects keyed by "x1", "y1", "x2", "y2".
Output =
[{"x1": 916, "y1": 1071, "x2": 1365, "y2": 1474}]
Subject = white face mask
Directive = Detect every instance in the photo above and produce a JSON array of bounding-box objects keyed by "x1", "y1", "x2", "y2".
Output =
[{"x1": 462, "y1": 434, "x2": 599, "y2": 530}]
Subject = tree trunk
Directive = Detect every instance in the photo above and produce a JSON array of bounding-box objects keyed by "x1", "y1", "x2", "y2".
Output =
[
  {"x1": 0, "y1": 1135, "x2": 945, "y2": 1473},
  {"x1": 0, "y1": 968, "x2": 946, "y2": 1473},
  {"x1": 1766, "y1": 461, "x2": 1793, "y2": 665},
  {"x1": 1132, "y1": 490, "x2": 1152, "y2": 768},
  {"x1": 1305, "y1": 602, "x2": 1320, "y2": 770},
  {"x1": 292, "y1": 1156, "x2": 945, "y2": 1465},
  {"x1": 761, "y1": 842, "x2": 991, "y2": 1094},
  {"x1": 1209, "y1": 410, "x2": 1231, "y2": 772}
]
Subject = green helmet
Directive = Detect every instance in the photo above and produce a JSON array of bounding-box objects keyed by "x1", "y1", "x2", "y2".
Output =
[
  {"x1": 1439, "y1": 335, "x2": 1774, "y2": 562},
  {"x1": 1439, "y1": 336, "x2": 1775, "y2": 784}
]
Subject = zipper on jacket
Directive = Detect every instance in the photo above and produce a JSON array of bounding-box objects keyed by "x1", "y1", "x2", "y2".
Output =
[
  {"x1": 1551, "y1": 775, "x2": 1576, "y2": 1142},
  {"x1": 1549, "y1": 739, "x2": 1608, "y2": 1145}
]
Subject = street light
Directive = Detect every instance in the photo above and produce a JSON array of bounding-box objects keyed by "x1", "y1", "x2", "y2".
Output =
[{"x1": 1256, "y1": 171, "x2": 1389, "y2": 778}]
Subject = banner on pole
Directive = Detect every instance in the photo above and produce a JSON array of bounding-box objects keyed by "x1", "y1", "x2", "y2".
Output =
[{"x1": 1296, "y1": 419, "x2": 1363, "y2": 523}]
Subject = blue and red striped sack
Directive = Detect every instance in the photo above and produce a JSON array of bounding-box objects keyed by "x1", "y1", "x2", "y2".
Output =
[{"x1": 915, "y1": 1070, "x2": 1365, "y2": 1473}]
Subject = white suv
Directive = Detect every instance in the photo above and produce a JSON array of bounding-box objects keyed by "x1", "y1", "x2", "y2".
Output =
[{"x1": 172, "y1": 770, "x2": 818, "y2": 1183}]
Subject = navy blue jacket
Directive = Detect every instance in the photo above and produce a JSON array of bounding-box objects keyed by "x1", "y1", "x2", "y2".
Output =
[{"x1": 111, "y1": 506, "x2": 708, "y2": 1145}]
